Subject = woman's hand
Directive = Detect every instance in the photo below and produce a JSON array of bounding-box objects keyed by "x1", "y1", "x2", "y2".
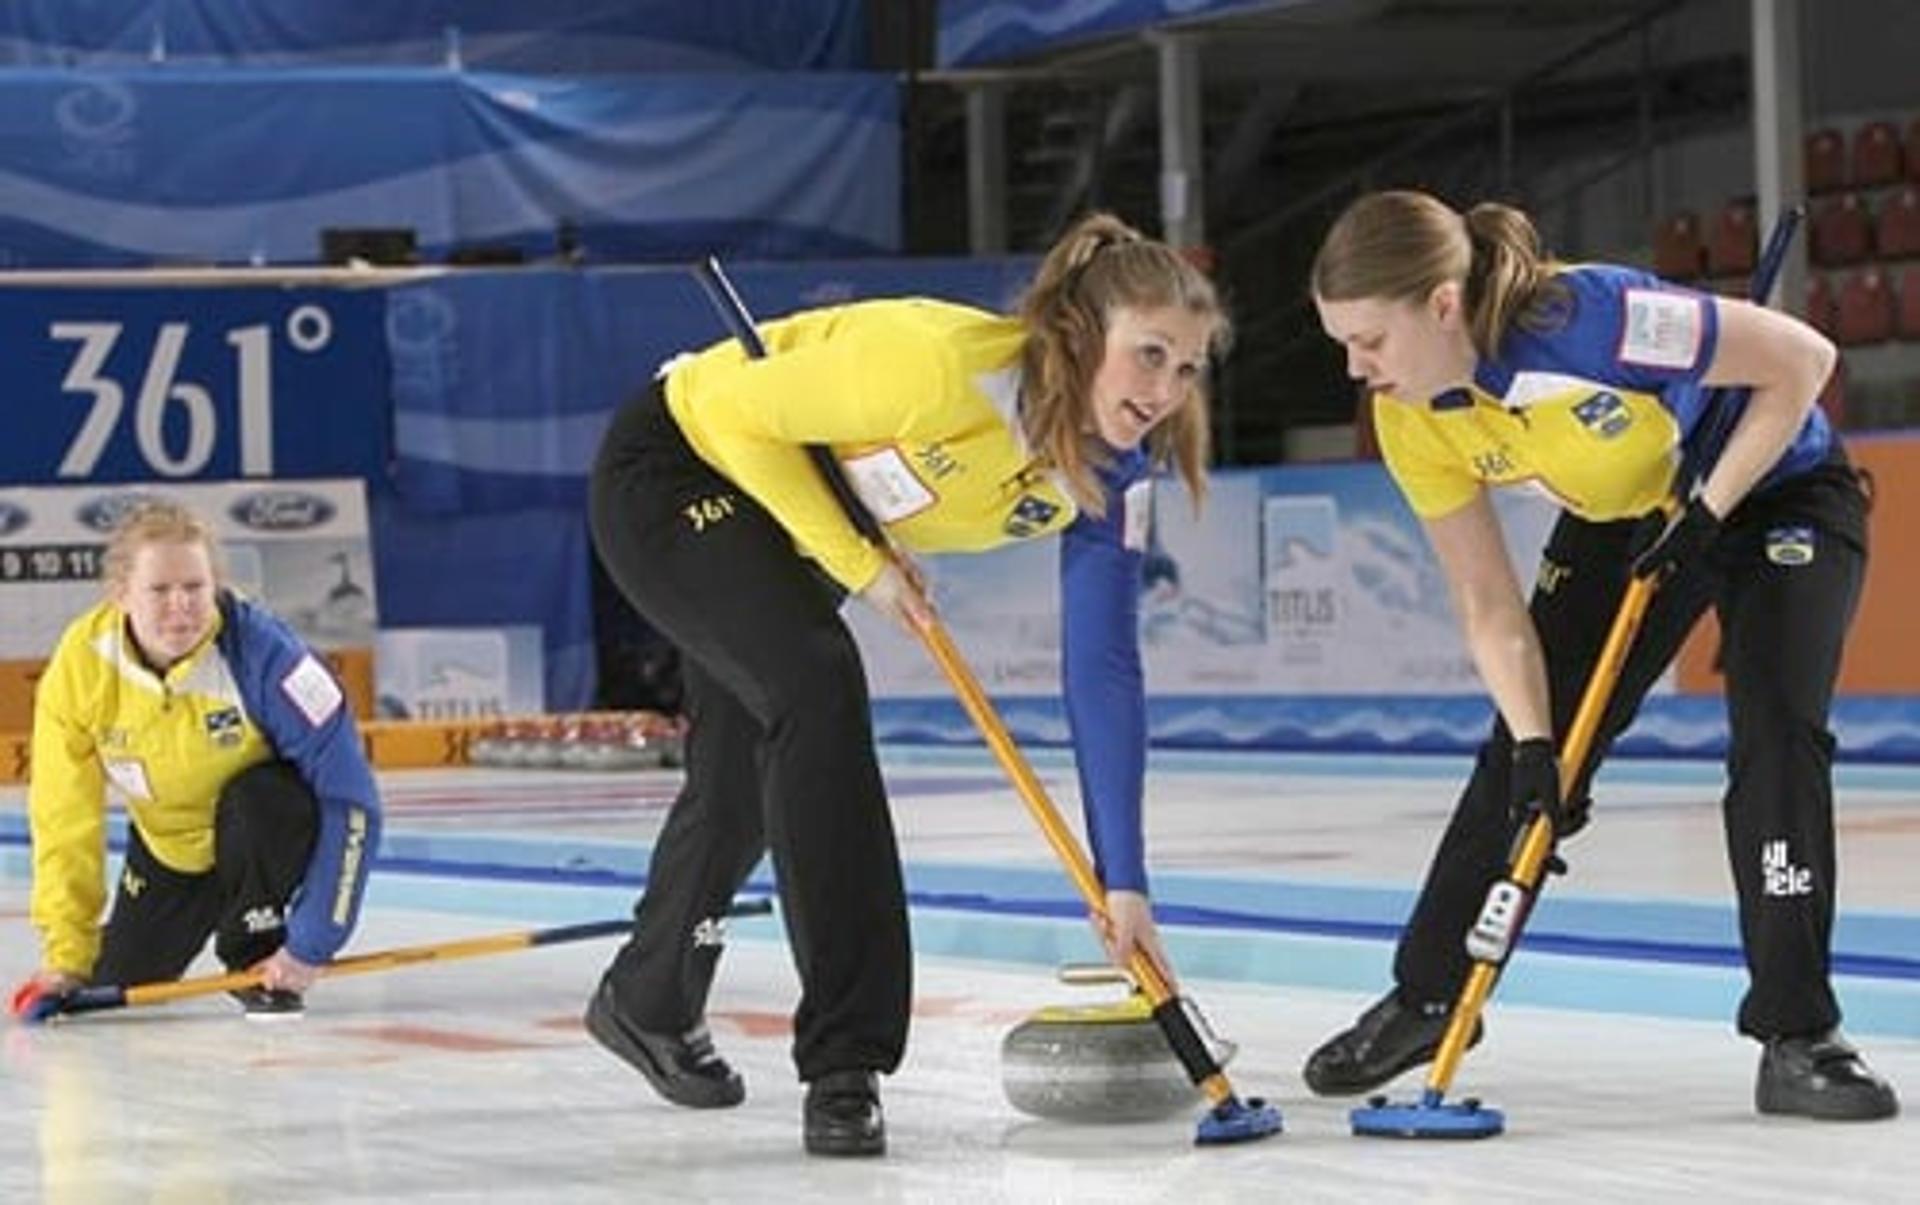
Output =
[
  {"x1": 26, "y1": 969, "x2": 82, "y2": 994},
  {"x1": 1093, "y1": 889, "x2": 1176, "y2": 993},
  {"x1": 256, "y1": 947, "x2": 321, "y2": 993},
  {"x1": 9, "y1": 969, "x2": 83, "y2": 1018},
  {"x1": 16, "y1": 968, "x2": 81, "y2": 997},
  {"x1": 857, "y1": 554, "x2": 935, "y2": 636}
]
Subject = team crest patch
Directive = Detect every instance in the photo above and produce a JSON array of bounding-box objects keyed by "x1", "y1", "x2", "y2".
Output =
[
  {"x1": 1571, "y1": 390, "x2": 1632, "y2": 439},
  {"x1": 1766, "y1": 525, "x2": 1815, "y2": 566},
  {"x1": 1003, "y1": 493, "x2": 1061, "y2": 539},
  {"x1": 204, "y1": 707, "x2": 245, "y2": 747}
]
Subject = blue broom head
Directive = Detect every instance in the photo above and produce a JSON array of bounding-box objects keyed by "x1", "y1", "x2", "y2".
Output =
[
  {"x1": 1350, "y1": 1090, "x2": 1505, "y2": 1139},
  {"x1": 1193, "y1": 1095, "x2": 1283, "y2": 1145}
]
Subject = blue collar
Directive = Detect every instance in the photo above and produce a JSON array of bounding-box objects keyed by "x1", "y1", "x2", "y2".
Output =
[{"x1": 1472, "y1": 355, "x2": 1514, "y2": 396}]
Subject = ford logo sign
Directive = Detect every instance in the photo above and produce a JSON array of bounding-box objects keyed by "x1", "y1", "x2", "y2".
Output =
[
  {"x1": 229, "y1": 490, "x2": 336, "y2": 531},
  {"x1": 0, "y1": 501, "x2": 29, "y2": 536},
  {"x1": 75, "y1": 492, "x2": 166, "y2": 533}
]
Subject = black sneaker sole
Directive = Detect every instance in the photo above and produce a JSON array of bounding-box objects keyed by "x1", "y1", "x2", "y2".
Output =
[
  {"x1": 1757, "y1": 1081, "x2": 1900, "y2": 1121},
  {"x1": 228, "y1": 989, "x2": 305, "y2": 1020},
  {"x1": 583, "y1": 989, "x2": 744, "y2": 1109},
  {"x1": 805, "y1": 1128, "x2": 887, "y2": 1157}
]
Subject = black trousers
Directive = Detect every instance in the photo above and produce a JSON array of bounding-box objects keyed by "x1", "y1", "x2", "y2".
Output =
[
  {"x1": 93, "y1": 760, "x2": 318, "y2": 985},
  {"x1": 588, "y1": 381, "x2": 911, "y2": 1081},
  {"x1": 1393, "y1": 454, "x2": 1868, "y2": 1041}
]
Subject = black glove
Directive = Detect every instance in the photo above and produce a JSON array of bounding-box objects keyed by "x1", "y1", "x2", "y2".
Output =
[
  {"x1": 1508, "y1": 737, "x2": 1585, "y2": 838},
  {"x1": 1629, "y1": 497, "x2": 1722, "y2": 583}
]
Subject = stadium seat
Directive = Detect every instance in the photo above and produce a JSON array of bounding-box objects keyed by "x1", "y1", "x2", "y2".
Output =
[
  {"x1": 1898, "y1": 266, "x2": 1920, "y2": 341},
  {"x1": 1907, "y1": 117, "x2": 1920, "y2": 184},
  {"x1": 1804, "y1": 272, "x2": 1837, "y2": 336},
  {"x1": 1811, "y1": 194, "x2": 1873, "y2": 267},
  {"x1": 1835, "y1": 268, "x2": 1895, "y2": 345},
  {"x1": 1851, "y1": 120, "x2": 1904, "y2": 189},
  {"x1": 1806, "y1": 127, "x2": 1847, "y2": 194},
  {"x1": 1877, "y1": 185, "x2": 1920, "y2": 260},
  {"x1": 1706, "y1": 200, "x2": 1757, "y2": 277},
  {"x1": 1652, "y1": 210, "x2": 1705, "y2": 280}
]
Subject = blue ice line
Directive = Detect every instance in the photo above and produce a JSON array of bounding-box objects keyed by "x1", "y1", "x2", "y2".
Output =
[{"x1": 359, "y1": 854, "x2": 1920, "y2": 983}]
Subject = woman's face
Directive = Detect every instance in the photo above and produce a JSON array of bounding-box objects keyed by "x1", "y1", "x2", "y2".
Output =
[
  {"x1": 1316, "y1": 284, "x2": 1475, "y2": 403},
  {"x1": 114, "y1": 540, "x2": 217, "y2": 670},
  {"x1": 1088, "y1": 304, "x2": 1216, "y2": 451}
]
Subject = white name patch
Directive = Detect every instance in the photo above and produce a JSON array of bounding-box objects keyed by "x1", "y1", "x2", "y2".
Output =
[
  {"x1": 281, "y1": 654, "x2": 344, "y2": 728},
  {"x1": 101, "y1": 757, "x2": 153, "y2": 801},
  {"x1": 1618, "y1": 289, "x2": 1705, "y2": 370},
  {"x1": 1122, "y1": 480, "x2": 1153, "y2": 552},
  {"x1": 841, "y1": 447, "x2": 936, "y2": 524}
]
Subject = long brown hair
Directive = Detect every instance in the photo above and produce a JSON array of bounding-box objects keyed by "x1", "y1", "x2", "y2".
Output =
[
  {"x1": 1311, "y1": 190, "x2": 1564, "y2": 361},
  {"x1": 1017, "y1": 212, "x2": 1229, "y2": 515}
]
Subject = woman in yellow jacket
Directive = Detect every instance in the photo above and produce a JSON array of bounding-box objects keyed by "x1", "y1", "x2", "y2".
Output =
[
  {"x1": 1306, "y1": 189, "x2": 1893, "y2": 1122},
  {"x1": 19, "y1": 501, "x2": 381, "y2": 1019},
  {"x1": 584, "y1": 213, "x2": 1227, "y2": 1156}
]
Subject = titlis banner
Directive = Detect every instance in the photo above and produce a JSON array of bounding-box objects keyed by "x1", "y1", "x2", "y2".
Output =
[
  {"x1": 0, "y1": 285, "x2": 390, "y2": 484},
  {"x1": 847, "y1": 462, "x2": 1570, "y2": 701},
  {"x1": 0, "y1": 478, "x2": 377, "y2": 661}
]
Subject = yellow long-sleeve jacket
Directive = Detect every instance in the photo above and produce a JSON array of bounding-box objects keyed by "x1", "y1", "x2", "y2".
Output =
[
  {"x1": 662, "y1": 296, "x2": 1160, "y2": 890},
  {"x1": 664, "y1": 297, "x2": 1081, "y2": 590}
]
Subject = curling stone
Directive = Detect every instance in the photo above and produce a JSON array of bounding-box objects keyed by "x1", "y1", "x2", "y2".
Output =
[{"x1": 1000, "y1": 989, "x2": 1236, "y2": 1123}]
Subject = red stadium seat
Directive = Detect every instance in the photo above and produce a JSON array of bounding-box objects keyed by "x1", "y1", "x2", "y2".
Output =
[
  {"x1": 1706, "y1": 200, "x2": 1757, "y2": 277},
  {"x1": 1806, "y1": 127, "x2": 1847, "y2": 194},
  {"x1": 1652, "y1": 210, "x2": 1705, "y2": 280},
  {"x1": 1804, "y1": 272, "x2": 1837, "y2": 336},
  {"x1": 1835, "y1": 268, "x2": 1895, "y2": 345},
  {"x1": 1907, "y1": 117, "x2": 1920, "y2": 184},
  {"x1": 1851, "y1": 120, "x2": 1904, "y2": 189},
  {"x1": 1811, "y1": 193, "x2": 1873, "y2": 267},
  {"x1": 1877, "y1": 185, "x2": 1920, "y2": 260},
  {"x1": 1898, "y1": 266, "x2": 1920, "y2": 341}
]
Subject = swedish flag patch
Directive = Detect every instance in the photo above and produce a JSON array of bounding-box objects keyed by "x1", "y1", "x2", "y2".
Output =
[
  {"x1": 204, "y1": 706, "x2": 245, "y2": 747},
  {"x1": 1572, "y1": 391, "x2": 1631, "y2": 439},
  {"x1": 1003, "y1": 493, "x2": 1060, "y2": 539},
  {"x1": 1765, "y1": 525, "x2": 1815, "y2": 566}
]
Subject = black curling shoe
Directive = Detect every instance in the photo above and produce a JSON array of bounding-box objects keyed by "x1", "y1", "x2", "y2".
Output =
[
  {"x1": 804, "y1": 1069, "x2": 886, "y2": 1157},
  {"x1": 584, "y1": 979, "x2": 745, "y2": 1108},
  {"x1": 1303, "y1": 989, "x2": 1483, "y2": 1096},
  {"x1": 1756, "y1": 1030, "x2": 1899, "y2": 1121},
  {"x1": 229, "y1": 986, "x2": 305, "y2": 1019}
]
